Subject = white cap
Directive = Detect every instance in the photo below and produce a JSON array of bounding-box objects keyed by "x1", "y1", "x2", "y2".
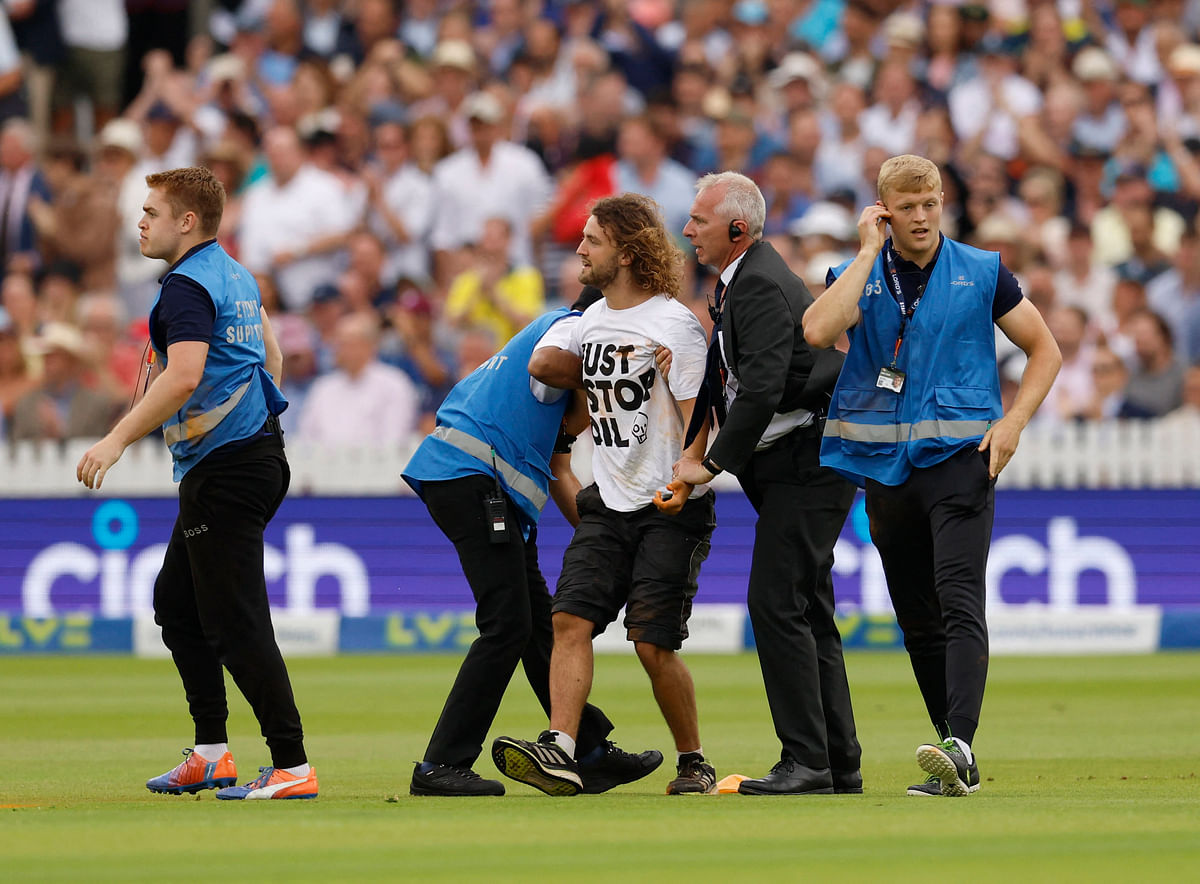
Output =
[
  {"x1": 789, "y1": 202, "x2": 856, "y2": 241},
  {"x1": 97, "y1": 118, "x2": 143, "y2": 155},
  {"x1": 768, "y1": 52, "x2": 823, "y2": 91},
  {"x1": 463, "y1": 91, "x2": 504, "y2": 124},
  {"x1": 1072, "y1": 46, "x2": 1119, "y2": 82},
  {"x1": 432, "y1": 39, "x2": 476, "y2": 72},
  {"x1": 31, "y1": 322, "x2": 86, "y2": 357}
]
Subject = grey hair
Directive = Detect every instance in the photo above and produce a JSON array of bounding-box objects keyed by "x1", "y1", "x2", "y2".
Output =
[
  {"x1": 695, "y1": 171, "x2": 766, "y2": 239},
  {"x1": 1, "y1": 117, "x2": 35, "y2": 154}
]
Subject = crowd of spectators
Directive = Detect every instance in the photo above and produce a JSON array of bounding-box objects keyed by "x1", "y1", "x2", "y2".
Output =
[{"x1": 1, "y1": 0, "x2": 1200, "y2": 448}]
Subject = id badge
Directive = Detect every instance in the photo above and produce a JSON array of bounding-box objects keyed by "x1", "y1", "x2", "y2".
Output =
[{"x1": 876, "y1": 366, "x2": 905, "y2": 393}]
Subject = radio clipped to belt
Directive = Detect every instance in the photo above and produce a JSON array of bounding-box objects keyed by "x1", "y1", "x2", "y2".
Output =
[{"x1": 485, "y1": 447, "x2": 510, "y2": 545}]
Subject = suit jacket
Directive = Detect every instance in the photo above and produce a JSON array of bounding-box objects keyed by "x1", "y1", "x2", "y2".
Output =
[{"x1": 704, "y1": 240, "x2": 843, "y2": 477}]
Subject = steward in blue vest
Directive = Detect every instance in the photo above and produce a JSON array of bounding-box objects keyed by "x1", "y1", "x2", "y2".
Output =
[
  {"x1": 822, "y1": 236, "x2": 1003, "y2": 486},
  {"x1": 400, "y1": 289, "x2": 662, "y2": 796},
  {"x1": 152, "y1": 240, "x2": 288, "y2": 480},
  {"x1": 403, "y1": 306, "x2": 576, "y2": 535},
  {"x1": 77, "y1": 167, "x2": 317, "y2": 800},
  {"x1": 803, "y1": 153, "x2": 1060, "y2": 801}
]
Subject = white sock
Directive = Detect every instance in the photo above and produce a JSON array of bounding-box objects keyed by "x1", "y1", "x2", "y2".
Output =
[
  {"x1": 282, "y1": 763, "x2": 310, "y2": 777},
  {"x1": 549, "y1": 731, "x2": 576, "y2": 759},
  {"x1": 950, "y1": 737, "x2": 973, "y2": 764},
  {"x1": 193, "y1": 743, "x2": 228, "y2": 761},
  {"x1": 677, "y1": 747, "x2": 703, "y2": 763}
]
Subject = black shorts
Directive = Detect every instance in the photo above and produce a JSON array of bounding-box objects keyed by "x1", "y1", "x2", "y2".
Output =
[{"x1": 552, "y1": 484, "x2": 715, "y2": 650}]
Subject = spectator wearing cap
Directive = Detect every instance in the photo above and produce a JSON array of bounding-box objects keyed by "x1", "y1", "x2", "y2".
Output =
[
  {"x1": 428, "y1": 91, "x2": 552, "y2": 287},
  {"x1": 445, "y1": 216, "x2": 544, "y2": 346},
  {"x1": 10, "y1": 321, "x2": 120, "y2": 443},
  {"x1": 764, "y1": 51, "x2": 824, "y2": 143},
  {"x1": 295, "y1": 311, "x2": 420, "y2": 447},
  {"x1": 238, "y1": 125, "x2": 356, "y2": 311},
  {"x1": 1148, "y1": 226, "x2": 1200, "y2": 363},
  {"x1": 0, "y1": 118, "x2": 52, "y2": 275},
  {"x1": 1070, "y1": 47, "x2": 1125, "y2": 156},
  {"x1": 1125, "y1": 308, "x2": 1186, "y2": 416},
  {"x1": 364, "y1": 119, "x2": 436, "y2": 289},
  {"x1": 411, "y1": 40, "x2": 479, "y2": 150},
  {"x1": 1161, "y1": 43, "x2": 1200, "y2": 142},
  {"x1": 381, "y1": 285, "x2": 455, "y2": 431},
  {"x1": 51, "y1": 0, "x2": 126, "y2": 137},
  {"x1": 91, "y1": 117, "x2": 171, "y2": 319},
  {"x1": 948, "y1": 32, "x2": 1042, "y2": 164},
  {"x1": 122, "y1": 46, "x2": 202, "y2": 165}
]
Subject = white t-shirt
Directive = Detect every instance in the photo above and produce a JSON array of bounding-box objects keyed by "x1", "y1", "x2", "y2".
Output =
[{"x1": 560, "y1": 295, "x2": 708, "y2": 512}]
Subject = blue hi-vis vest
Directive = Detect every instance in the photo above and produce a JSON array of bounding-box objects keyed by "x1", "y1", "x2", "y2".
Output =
[
  {"x1": 821, "y1": 237, "x2": 1003, "y2": 487},
  {"x1": 151, "y1": 242, "x2": 287, "y2": 480},
  {"x1": 402, "y1": 308, "x2": 577, "y2": 537}
]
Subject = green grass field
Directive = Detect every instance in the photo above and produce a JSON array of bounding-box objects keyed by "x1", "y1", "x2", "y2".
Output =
[{"x1": 2, "y1": 651, "x2": 1198, "y2": 882}]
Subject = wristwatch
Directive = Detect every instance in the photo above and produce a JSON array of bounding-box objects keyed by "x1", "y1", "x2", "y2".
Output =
[{"x1": 701, "y1": 456, "x2": 722, "y2": 477}]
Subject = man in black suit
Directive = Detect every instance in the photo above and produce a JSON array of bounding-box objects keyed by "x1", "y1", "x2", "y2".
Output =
[{"x1": 673, "y1": 171, "x2": 861, "y2": 795}]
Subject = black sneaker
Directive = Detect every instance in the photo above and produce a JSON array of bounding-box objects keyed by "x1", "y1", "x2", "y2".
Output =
[
  {"x1": 491, "y1": 731, "x2": 582, "y2": 796},
  {"x1": 410, "y1": 762, "x2": 505, "y2": 796},
  {"x1": 665, "y1": 753, "x2": 717, "y2": 795},
  {"x1": 578, "y1": 741, "x2": 664, "y2": 794},
  {"x1": 916, "y1": 739, "x2": 981, "y2": 796},
  {"x1": 906, "y1": 775, "x2": 941, "y2": 797}
]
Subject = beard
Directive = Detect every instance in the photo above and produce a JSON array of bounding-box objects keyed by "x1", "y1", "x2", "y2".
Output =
[{"x1": 579, "y1": 256, "x2": 619, "y2": 290}]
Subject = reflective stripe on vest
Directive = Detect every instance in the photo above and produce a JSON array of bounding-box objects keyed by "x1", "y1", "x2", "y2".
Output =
[
  {"x1": 823, "y1": 418, "x2": 992, "y2": 443},
  {"x1": 163, "y1": 381, "x2": 251, "y2": 446},
  {"x1": 432, "y1": 425, "x2": 549, "y2": 510}
]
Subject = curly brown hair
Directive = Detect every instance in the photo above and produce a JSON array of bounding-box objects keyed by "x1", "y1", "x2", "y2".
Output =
[
  {"x1": 144, "y1": 167, "x2": 226, "y2": 237},
  {"x1": 588, "y1": 193, "x2": 683, "y2": 299}
]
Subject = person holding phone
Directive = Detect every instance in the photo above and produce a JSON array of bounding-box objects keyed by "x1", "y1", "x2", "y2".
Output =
[{"x1": 804, "y1": 154, "x2": 1060, "y2": 797}]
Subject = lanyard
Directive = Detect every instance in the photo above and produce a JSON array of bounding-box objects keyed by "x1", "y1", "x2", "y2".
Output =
[{"x1": 883, "y1": 248, "x2": 923, "y2": 368}]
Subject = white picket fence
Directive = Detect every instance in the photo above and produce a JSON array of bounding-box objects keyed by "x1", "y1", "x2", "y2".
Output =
[{"x1": 2, "y1": 415, "x2": 1199, "y2": 497}]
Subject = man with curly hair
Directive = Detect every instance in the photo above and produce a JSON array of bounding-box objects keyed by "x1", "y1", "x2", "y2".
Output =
[{"x1": 492, "y1": 194, "x2": 718, "y2": 796}]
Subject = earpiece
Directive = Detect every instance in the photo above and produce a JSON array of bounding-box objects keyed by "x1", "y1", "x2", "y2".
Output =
[{"x1": 728, "y1": 220, "x2": 743, "y2": 242}]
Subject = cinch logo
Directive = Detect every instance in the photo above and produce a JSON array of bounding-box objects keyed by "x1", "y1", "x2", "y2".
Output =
[
  {"x1": 22, "y1": 501, "x2": 372, "y2": 618},
  {"x1": 831, "y1": 500, "x2": 1138, "y2": 613},
  {"x1": 949, "y1": 275, "x2": 975, "y2": 287}
]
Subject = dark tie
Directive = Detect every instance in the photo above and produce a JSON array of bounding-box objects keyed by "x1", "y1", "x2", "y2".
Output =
[{"x1": 685, "y1": 279, "x2": 727, "y2": 446}]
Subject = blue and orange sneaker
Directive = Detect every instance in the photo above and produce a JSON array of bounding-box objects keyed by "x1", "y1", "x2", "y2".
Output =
[
  {"x1": 215, "y1": 766, "x2": 319, "y2": 800},
  {"x1": 146, "y1": 748, "x2": 237, "y2": 795}
]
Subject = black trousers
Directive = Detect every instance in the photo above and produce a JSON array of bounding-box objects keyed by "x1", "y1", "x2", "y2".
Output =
[
  {"x1": 865, "y1": 447, "x2": 995, "y2": 746},
  {"x1": 738, "y1": 426, "x2": 860, "y2": 772},
  {"x1": 420, "y1": 474, "x2": 614, "y2": 768},
  {"x1": 153, "y1": 434, "x2": 307, "y2": 769}
]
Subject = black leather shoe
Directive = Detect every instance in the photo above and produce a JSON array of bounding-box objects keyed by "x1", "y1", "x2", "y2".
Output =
[
  {"x1": 833, "y1": 768, "x2": 863, "y2": 794},
  {"x1": 410, "y1": 762, "x2": 505, "y2": 796},
  {"x1": 737, "y1": 758, "x2": 835, "y2": 795}
]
